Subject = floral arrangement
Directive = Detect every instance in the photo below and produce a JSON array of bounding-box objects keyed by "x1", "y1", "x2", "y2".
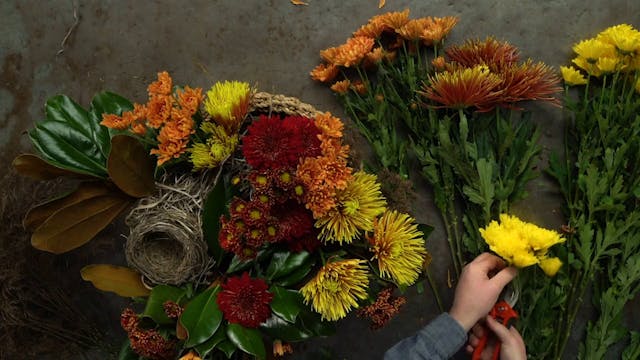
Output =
[
  {"x1": 14, "y1": 71, "x2": 432, "y2": 359},
  {"x1": 544, "y1": 23, "x2": 640, "y2": 359}
]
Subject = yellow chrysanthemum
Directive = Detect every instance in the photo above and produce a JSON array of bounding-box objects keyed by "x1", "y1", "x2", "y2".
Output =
[
  {"x1": 189, "y1": 122, "x2": 238, "y2": 170},
  {"x1": 597, "y1": 24, "x2": 640, "y2": 54},
  {"x1": 316, "y1": 171, "x2": 387, "y2": 244},
  {"x1": 596, "y1": 56, "x2": 623, "y2": 73},
  {"x1": 204, "y1": 81, "x2": 251, "y2": 132},
  {"x1": 572, "y1": 57, "x2": 602, "y2": 77},
  {"x1": 560, "y1": 66, "x2": 588, "y2": 86},
  {"x1": 300, "y1": 259, "x2": 369, "y2": 321},
  {"x1": 479, "y1": 214, "x2": 565, "y2": 276},
  {"x1": 369, "y1": 210, "x2": 427, "y2": 286},
  {"x1": 572, "y1": 39, "x2": 616, "y2": 62}
]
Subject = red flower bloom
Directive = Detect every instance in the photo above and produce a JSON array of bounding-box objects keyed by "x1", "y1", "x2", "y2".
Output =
[
  {"x1": 272, "y1": 201, "x2": 314, "y2": 242},
  {"x1": 120, "y1": 308, "x2": 177, "y2": 360},
  {"x1": 242, "y1": 115, "x2": 321, "y2": 170},
  {"x1": 217, "y1": 272, "x2": 273, "y2": 328}
]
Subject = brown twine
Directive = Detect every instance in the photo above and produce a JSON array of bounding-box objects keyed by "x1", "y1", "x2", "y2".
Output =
[{"x1": 124, "y1": 92, "x2": 318, "y2": 286}]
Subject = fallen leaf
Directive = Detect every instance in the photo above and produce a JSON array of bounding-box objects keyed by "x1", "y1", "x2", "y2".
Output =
[
  {"x1": 176, "y1": 321, "x2": 188, "y2": 340},
  {"x1": 24, "y1": 181, "x2": 112, "y2": 232},
  {"x1": 379, "y1": 0, "x2": 386, "y2": 8},
  {"x1": 81, "y1": 264, "x2": 150, "y2": 297},
  {"x1": 32, "y1": 194, "x2": 131, "y2": 254},
  {"x1": 291, "y1": 0, "x2": 308, "y2": 5},
  {"x1": 13, "y1": 154, "x2": 95, "y2": 180},
  {"x1": 107, "y1": 135, "x2": 155, "y2": 198}
]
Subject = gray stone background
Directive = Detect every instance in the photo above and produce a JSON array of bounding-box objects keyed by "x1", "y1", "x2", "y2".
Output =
[{"x1": 2, "y1": 0, "x2": 639, "y2": 359}]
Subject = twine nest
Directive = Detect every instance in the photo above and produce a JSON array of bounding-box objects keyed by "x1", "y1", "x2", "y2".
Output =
[{"x1": 124, "y1": 92, "x2": 318, "y2": 286}]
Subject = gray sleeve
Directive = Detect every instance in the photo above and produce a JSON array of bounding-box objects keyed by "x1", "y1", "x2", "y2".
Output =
[{"x1": 383, "y1": 313, "x2": 468, "y2": 360}]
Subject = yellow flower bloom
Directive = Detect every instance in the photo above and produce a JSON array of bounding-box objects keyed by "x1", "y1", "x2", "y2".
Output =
[
  {"x1": 572, "y1": 57, "x2": 602, "y2": 77},
  {"x1": 560, "y1": 66, "x2": 588, "y2": 86},
  {"x1": 189, "y1": 122, "x2": 238, "y2": 170},
  {"x1": 479, "y1": 214, "x2": 565, "y2": 276},
  {"x1": 316, "y1": 171, "x2": 387, "y2": 244},
  {"x1": 300, "y1": 259, "x2": 369, "y2": 321},
  {"x1": 596, "y1": 56, "x2": 623, "y2": 73},
  {"x1": 369, "y1": 210, "x2": 427, "y2": 286},
  {"x1": 179, "y1": 351, "x2": 202, "y2": 360},
  {"x1": 204, "y1": 81, "x2": 251, "y2": 132},
  {"x1": 572, "y1": 39, "x2": 616, "y2": 61},
  {"x1": 597, "y1": 24, "x2": 640, "y2": 54}
]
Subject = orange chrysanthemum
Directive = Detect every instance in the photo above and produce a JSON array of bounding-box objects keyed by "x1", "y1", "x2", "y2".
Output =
[
  {"x1": 353, "y1": 20, "x2": 386, "y2": 38},
  {"x1": 446, "y1": 37, "x2": 521, "y2": 72},
  {"x1": 422, "y1": 65, "x2": 503, "y2": 111},
  {"x1": 373, "y1": 9, "x2": 410, "y2": 30},
  {"x1": 432, "y1": 56, "x2": 446, "y2": 71},
  {"x1": 421, "y1": 16, "x2": 459, "y2": 46},
  {"x1": 101, "y1": 113, "x2": 130, "y2": 130},
  {"x1": 177, "y1": 86, "x2": 203, "y2": 115},
  {"x1": 147, "y1": 71, "x2": 173, "y2": 96},
  {"x1": 320, "y1": 37, "x2": 375, "y2": 67},
  {"x1": 150, "y1": 137, "x2": 189, "y2": 166},
  {"x1": 331, "y1": 79, "x2": 351, "y2": 94},
  {"x1": 396, "y1": 18, "x2": 433, "y2": 41},
  {"x1": 352, "y1": 80, "x2": 368, "y2": 95},
  {"x1": 498, "y1": 60, "x2": 562, "y2": 106},
  {"x1": 314, "y1": 112, "x2": 344, "y2": 139},
  {"x1": 310, "y1": 63, "x2": 340, "y2": 83},
  {"x1": 146, "y1": 95, "x2": 173, "y2": 129}
]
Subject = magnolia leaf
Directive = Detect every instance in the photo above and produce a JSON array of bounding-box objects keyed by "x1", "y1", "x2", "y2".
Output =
[
  {"x1": 23, "y1": 181, "x2": 112, "y2": 232},
  {"x1": 31, "y1": 193, "x2": 131, "y2": 254},
  {"x1": 202, "y1": 177, "x2": 227, "y2": 262},
  {"x1": 176, "y1": 321, "x2": 188, "y2": 340},
  {"x1": 194, "y1": 326, "x2": 228, "y2": 358},
  {"x1": 107, "y1": 135, "x2": 155, "y2": 198},
  {"x1": 226, "y1": 323, "x2": 266, "y2": 360},
  {"x1": 180, "y1": 286, "x2": 223, "y2": 348},
  {"x1": 12, "y1": 154, "x2": 96, "y2": 180},
  {"x1": 261, "y1": 314, "x2": 312, "y2": 343},
  {"x1": 118, "y1": 340, "x2": 138, "y2": 360},
  {"x1": 266, "y1": 251, "x2": 311, "y2": 281},
  {"x1": 80, "y1": 264, "x2": 150, "y2": 297},
  {"x1": 269, "y1": 286, "x2": 304, "y2": 323},
  {"x1": 216, "y1": 340, "x2": 237, "y2": 359}
]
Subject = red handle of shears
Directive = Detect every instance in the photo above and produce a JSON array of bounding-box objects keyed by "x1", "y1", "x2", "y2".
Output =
[{"x1": 471, "y1": 300, "x2": 518, "y2": 360}]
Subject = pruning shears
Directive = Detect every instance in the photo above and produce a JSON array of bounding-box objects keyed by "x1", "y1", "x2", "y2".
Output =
[{"x1": 471, "y1": 286, "x2": 519, "y2": 360}]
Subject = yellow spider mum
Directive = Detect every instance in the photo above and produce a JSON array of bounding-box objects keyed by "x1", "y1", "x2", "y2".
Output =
[
  {"x1": 572, "y1": 39, "x2": 616, "y2": 62},
  {"x1": 189, "y1": 122, "x2": 238, "y2": 170},
  {"x1": 560, "y1": 66, "x2": 588, "y2": 86},
  {"x1": 300, "y1": 259, "x2": 369, "y2": 321},
  {"x1": 479, "y1": 214, "x2": 565, "y2": 276},
  {"x1": 369, "y1": 210, "x2": 427, "y2": 286},
  {"x1": 597, "y1": 24, "x2": 640, "y2": 54},
  {"x1": 204, "y1": 81, "x2": 251, "y2": 132},
  {"x1": 316, "y1": 171, "x2": 387, "y2": 244},
  {"x1": 596, "y1": 56, "x2": 623, "y2": 73}
]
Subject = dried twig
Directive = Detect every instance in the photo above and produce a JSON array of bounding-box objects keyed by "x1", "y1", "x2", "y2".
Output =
[{"x1": 57, "y1": 0, "x2": 79, "y2": 55}]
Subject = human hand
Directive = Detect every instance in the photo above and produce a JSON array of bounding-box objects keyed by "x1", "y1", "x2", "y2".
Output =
[
  {"x1": 448, "y1": 252, "x2": 517, "y2": 331},
  {"x1": 465, "y1": 316, "x2": 527, "y2": 360}
]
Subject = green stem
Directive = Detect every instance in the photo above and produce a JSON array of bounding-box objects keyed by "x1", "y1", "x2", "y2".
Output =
[{"x1": 425, "y1": 268, "x2": 444, "y2": 313}]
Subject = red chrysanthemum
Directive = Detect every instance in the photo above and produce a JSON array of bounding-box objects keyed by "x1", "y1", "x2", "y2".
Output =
[
  {"x1": 272, "y1": 201, "x2": 314, "y2": 242},
  {"x1": 242, "y1": 115, "x2": 321, "y2": 170},
  {"x1": 120, "y1": 308, "x2": 177, "y2": 360},
  {"x1": 217, "y1": 272, "x2": 273, "y2": 328},
  {"x1": 286, "y1": 229, "x2": 322, "y2": 253}
]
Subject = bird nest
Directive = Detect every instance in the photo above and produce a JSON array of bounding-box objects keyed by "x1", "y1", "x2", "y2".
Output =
[{"x1": 124, "y1": 92, "x2": 319, "y2": 286}]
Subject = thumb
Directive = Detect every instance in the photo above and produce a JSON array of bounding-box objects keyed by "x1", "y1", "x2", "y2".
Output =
[
  {"x1": 485, "y1": 315, "x2": 512, "y2": 342},
  {"x1": 490, "y1": 266, "x2": 517, "y2": 289}
]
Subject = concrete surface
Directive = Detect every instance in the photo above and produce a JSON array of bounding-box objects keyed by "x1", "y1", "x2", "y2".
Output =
[{"x1": 2, "y1": 0, "x2": 640, "y2": 359}]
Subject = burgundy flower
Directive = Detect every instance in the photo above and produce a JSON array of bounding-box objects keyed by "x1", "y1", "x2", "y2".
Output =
[{"x1": 217, "y1": 272, "x2": 273, "y2": 328}]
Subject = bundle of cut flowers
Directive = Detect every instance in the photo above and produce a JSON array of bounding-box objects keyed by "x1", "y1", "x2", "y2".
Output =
[
  {"x1": 310, "y1": 9, "x2": 562, "y2": 277},
  {"x1": 13, "y1": 71, "x2": 432, "y2": 360}
]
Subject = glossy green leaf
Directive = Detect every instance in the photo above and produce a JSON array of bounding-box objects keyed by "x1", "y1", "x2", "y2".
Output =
[
  {"x1": 418, "y1": 224, "x2": 434, "y2": 239},
  {"x1": 143, "y1": 285, "x2": 186, "y2": 325},
  {"x1": 297, "y1": 308, "x2": 336, "y2": 337},
  {"x1": 194, "y1": 325, "x2": 227, "y2": 358},
  {"x1": 226, "y1": 323, "x2": 266, "y2": 360},
  {"x1": 216, "y1": 340, "x2": 237, "y2": 359},
  {"x1": 269, "y1": 286, "x2": 304, "y2": 323},
  {"x1": 202, "y1": 178, "x2": 227, "y2": 262},
  {"x1": 180, "y1": 286, "x2": 223, "y2": 348},
  {"x1": 226, "y1": 255, "x2": 254, "y2": 274},
  {"x1": 80, "y1": 264, "x2": 150, "y2": 297},
  {"x1": 274, "y1": 256, "x2": 315, "y2": 287},
  {"x1": 30, "y1": 122, "x2": 107, "y2": 177},
  {"x1": 23, "y1": 181, "x2": 112, "y2": 232},
  {"x1": 261, "y1": 314, "x2": 312, "y2": 343},
  {"x1": 266, "y1": 251, "x2": 311, "y2": 281},
  {"x1": 107, "y1": 135, "x2": 155, "y2": 198},
  {"x1": 32, "y1": 193, "x2": 131, "y2": 254},
  {"x1": 12, "y1": 154, "x2": 96, "y2": 180}
]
